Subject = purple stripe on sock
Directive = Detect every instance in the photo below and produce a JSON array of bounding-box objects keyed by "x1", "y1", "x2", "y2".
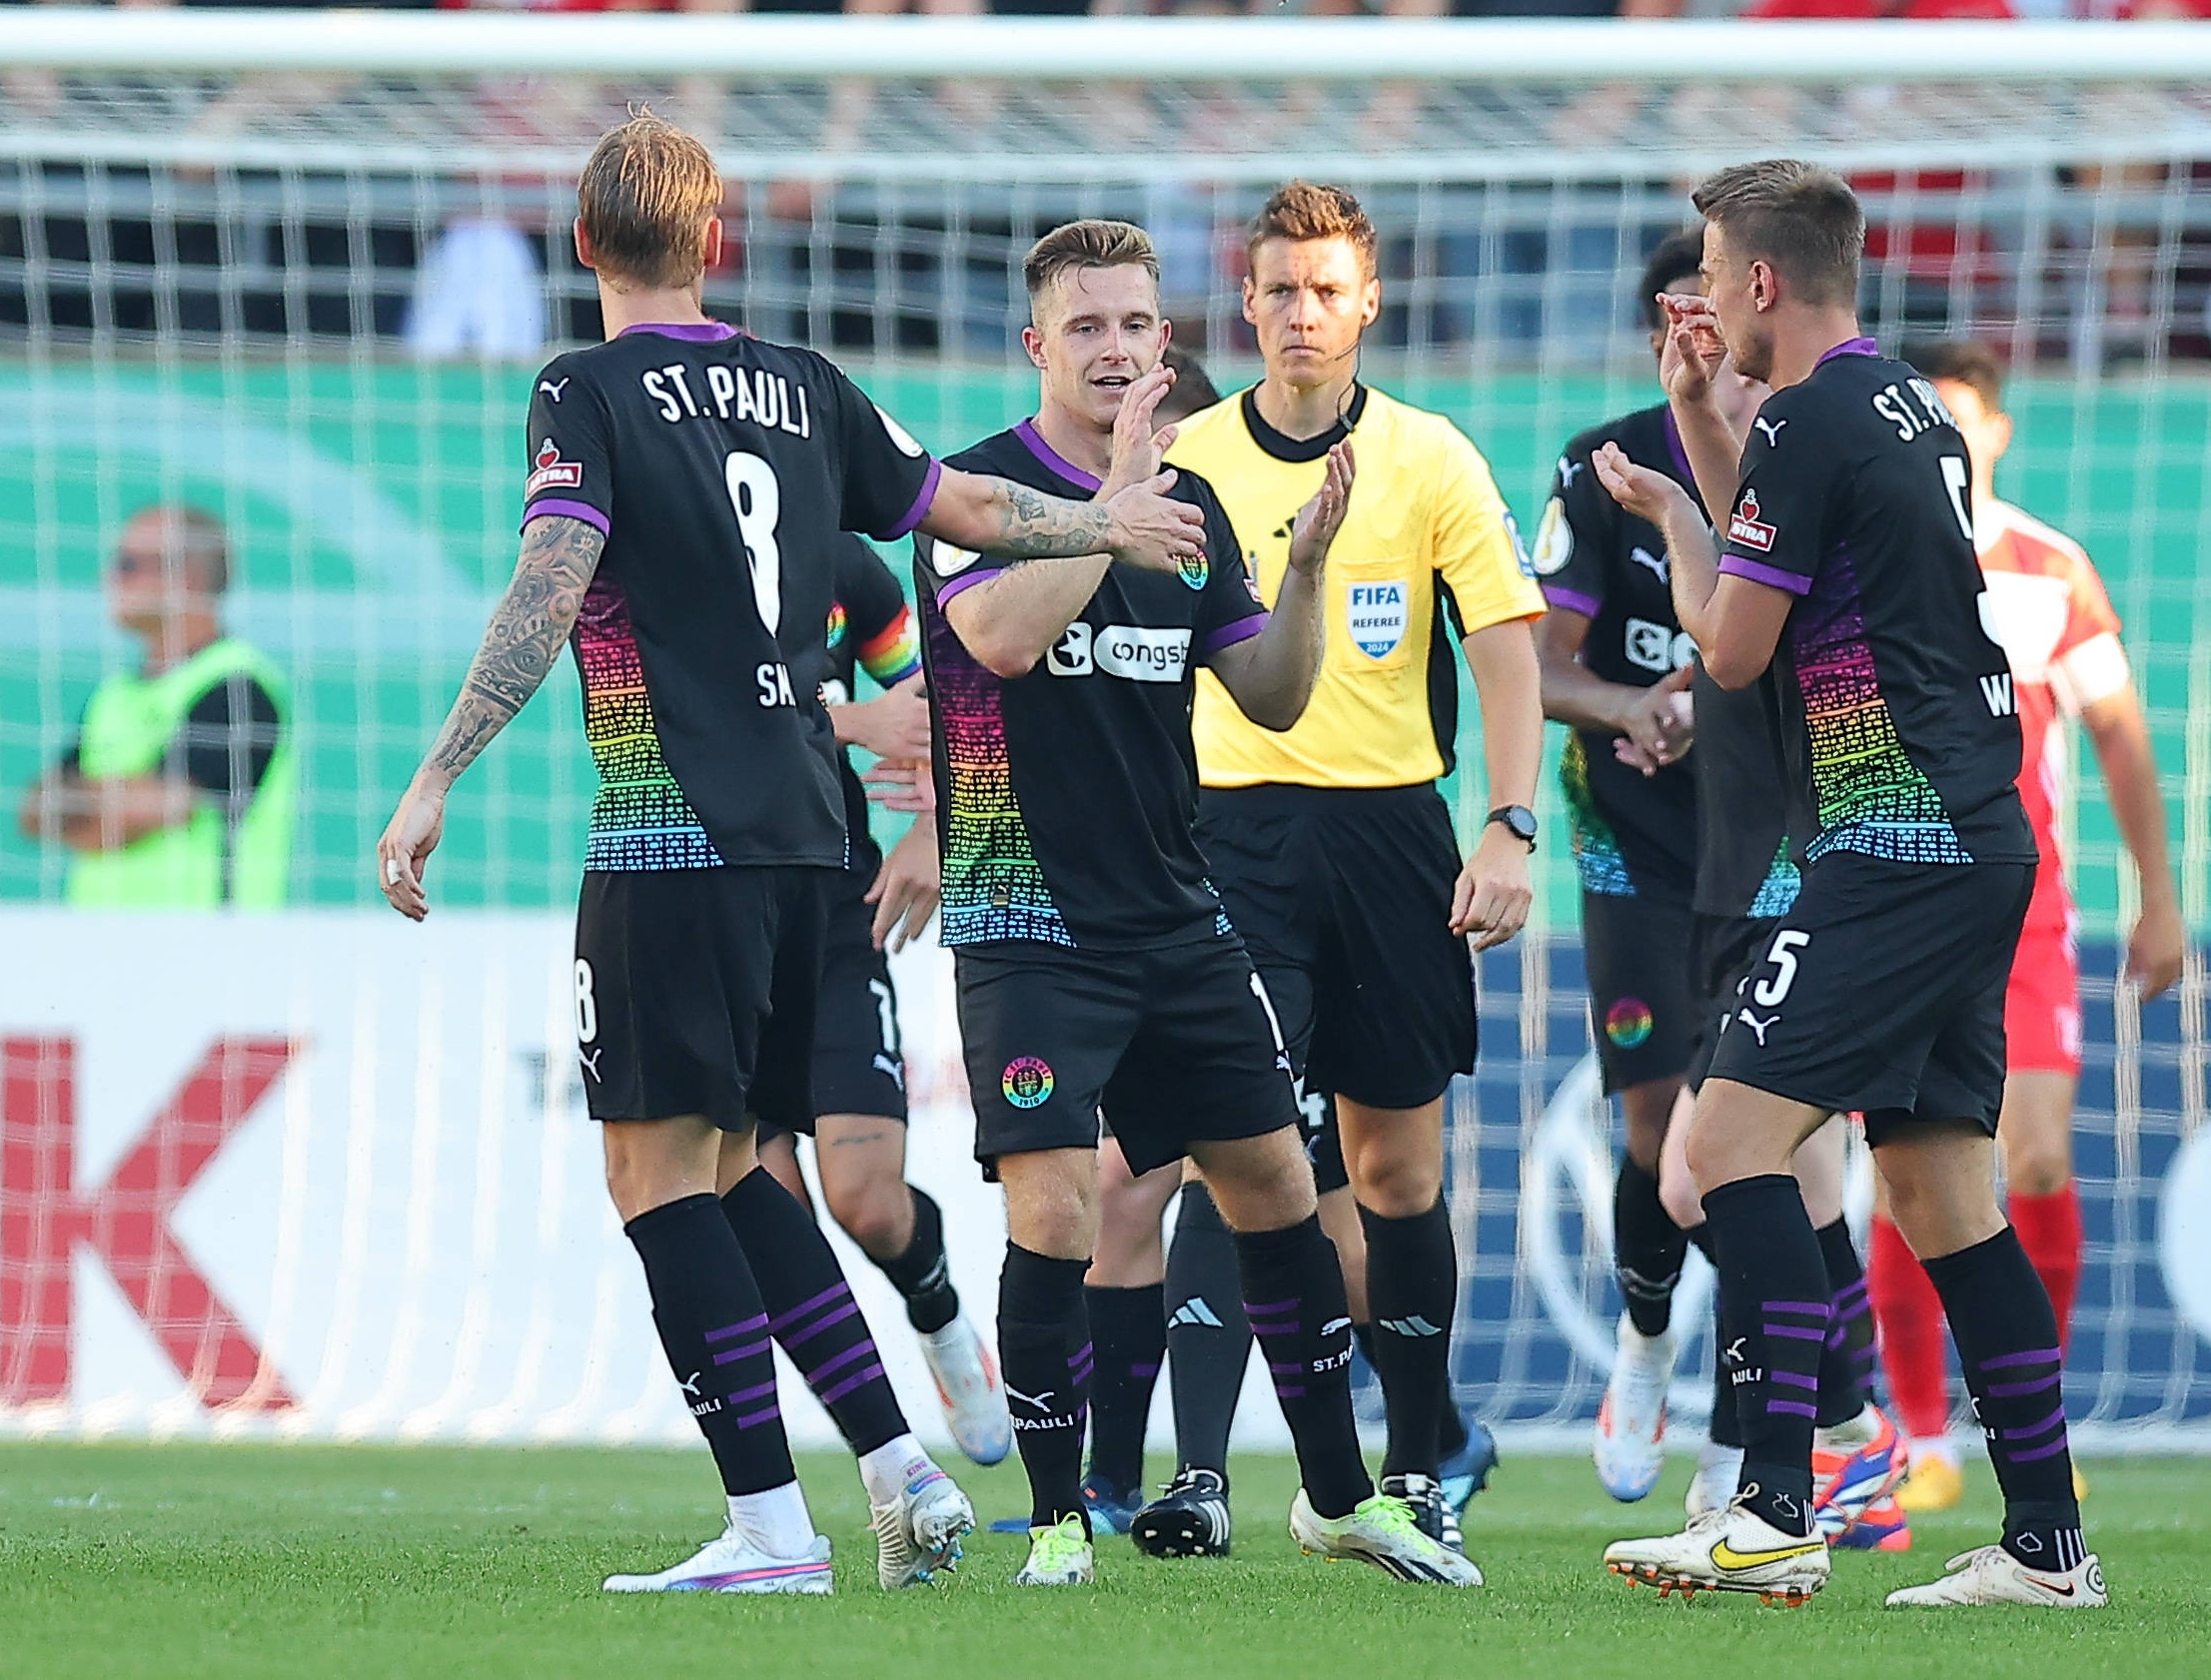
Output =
[
  {"x1": 1268, "y1": 1359, "x2": 1302, "y2": 1375},
  {"x1": 726, "y1": 1379, "x2": 778, "y2": 1404},
  {"x1": 802, "y1": 1339, "x2": 881, "y2": 1382},
  {"x1": 1768, "y1": 1369, "x2": 1818, "y2": 1390},
  {"x1": 1977, "y1": 1346, "x2": 2062, "y2": 1369},
  {"x1": 1071, "y1": 1360, "x2": 1095, "y2": 1386},
  {"x1": 1987, "y1": 1373, "x2": 2063, "y2": 1397},
  {"x1": 1131, "y1": 1361, "x2": 1161, "y2": 1379},
  {"x1": 780, "y1": 1300, "x2": 859, "y2": 1349},
  {"x1": 1245, "y1": 1299, "x2": 1297, "y2": 1315},
  {"x1": 767, "y1": 1282, "x2": 850, "y2": 1335},
  {"x1": 1763, "y1": 1323, "x2": 1828, "y2": 1340},
  {"x1": 1832, "y1": 1280, "x2": 1868, "y2": 1306},
  {"x1": 710, "y1": 1337, "x2": 771, "y2": 1365},
  {"x1": 1999, "y1": 1404, "x2": 2068, "y2": 1442},
  {"x1": 1251, "y1": 1322, "x2": 1293, "y2": 1337},
  {"x1": 704, "y1": 1314, "x2": 769, "y2": 1342},
  {"x1": 1766, "y1": 1399, "x2": 1818, "y2": 1418},
  {"x1": 733, "y1": 1405, "x2": 782, "y2": 1429},
  {"x1": 1273, "y1": 1384, "x2": 1307, "y2": 1399},
  {"x1": 1761, "y1": 1300, "x2": 1832, "y2": 1317},
  {"x1": 1068, "y1": 1343, "x2": 1094, "y2": 1369},
  {"x1": 2008, "y1": 1435, "x2": 2072, "y2": 1462},
  {"x1": 816, "y1": 1363, "x2": 888, "y2": 1408}
]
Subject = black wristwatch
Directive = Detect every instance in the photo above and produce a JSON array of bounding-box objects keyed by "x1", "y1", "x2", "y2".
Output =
[{"x1": 1486, "y1": 804, "x2": 1539, "y2": 852}]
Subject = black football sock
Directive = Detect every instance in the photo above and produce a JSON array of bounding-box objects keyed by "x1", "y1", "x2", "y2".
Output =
[
  {"x1": 1438, "y1": 1370, "x2": 1470, "y2": 1460},
  {"x1": 1921, "y1": 1228, "x2": 2086, "y2": 1570},
  {"x1": 624, "y1": 1194, "x2": 796, "y2": 1496},
  {"x1": 1615, "y1": 1156, "x2": 1688, "y2": 1339},
  {"x1": 999, "y1": 1244, "x2": 1091, "y2": 1533},
  {"x1": 1703, "y1": 1175, "x2": 1829, "y2": 1536},
  {"x1": 1165, "y1": 1182, "x2": 1252, "y2": 1478},
  {"x1": 1360, "y1": 1197, "x2": 1458, "y2": 1481},
  {"x1": 1352, "y1": 1320, "x2": 1377, "y2": 1372},
  {"x1": 1084, "y1": 1282, "x2": 1165, "y2": 1495},
  {"x1": 1235, "y1": 1215, "x2": 1372, "y2": 1519},
  {"x1": 721, "y1": 1167, "x2": 908, "y2": 1457},
  {"x1": 1686, "y1": 1222, "x2": 1745, "y2": 1450},
  {"x1": 1815, "y1": 1217, "x2": 1874, "y2": 1429},
  {"x1": 875, "y1": 1187, "x2": 960, "y2": 1335}
]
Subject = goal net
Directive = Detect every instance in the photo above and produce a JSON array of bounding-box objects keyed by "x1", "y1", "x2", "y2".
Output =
[{"x1": 0, "y1": 12, "x2": 2205, "y2": 1451}]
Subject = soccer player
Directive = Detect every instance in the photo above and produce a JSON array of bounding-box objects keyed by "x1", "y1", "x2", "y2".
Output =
[
  {"x1": 1543, "y1": 233, "x2": 1901, "y2": 1543},
  {"x1": 917, "y1": 217, "x2": 1477, "y2": 1589},
  {"x1": 1867, "y1": 339, "x2": 2184, "y2": 1513},
  {"x1": 1534, "y1": 229, "x2": 1714, "y2": 1502},
  {"x1": 374, "y1": 116, "x2": 1209, "y2": 1596},
  {"x1": 1074, "y1": 346, "x2": 1233, "y2": 1540},
  {"x1": 1597, "y1": 160, "x2": 2104, "y2": 1608},
  {"x1": 751, "y1": 533, "x2": 1013, "y2": 1470},
  {"x1": 1136, "y1": 182, "x2": 1542, "y2": 1557}
]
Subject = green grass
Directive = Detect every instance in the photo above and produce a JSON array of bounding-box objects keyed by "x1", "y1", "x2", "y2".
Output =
[{"x1": 2, "y1": 1445, "x2": 2207, "y2": 1679}]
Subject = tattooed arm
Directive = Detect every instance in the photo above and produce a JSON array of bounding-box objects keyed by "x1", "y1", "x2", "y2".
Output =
[
  {"x1": 919, "y1": 465, "x2": 1206, "y2": 575},
  {"x1": 375, "y1": 513, "x2": 604, "y2": 919}
]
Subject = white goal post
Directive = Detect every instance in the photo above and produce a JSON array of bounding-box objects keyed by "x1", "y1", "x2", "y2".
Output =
[{"x1": 0, "y1": 12, "x2": 2205, "y2": 1453}]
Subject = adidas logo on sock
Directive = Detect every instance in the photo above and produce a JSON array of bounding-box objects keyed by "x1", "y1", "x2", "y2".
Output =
[
  {"x1": 1169, "y1": 1297, "x2": 1223, "y2": 1329},
  {"x1": 1378, "y1": 1315, "x2": 1445, "y2": 1338}
]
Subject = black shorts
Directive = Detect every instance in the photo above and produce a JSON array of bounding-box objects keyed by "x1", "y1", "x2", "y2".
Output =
[
  {"x1": 1703, "y1": 853, "x2": 2035, "y2": 1145},
  {"x1": 955, "y1": 932, "x2": 1303, "y2": 1178},
  {"x1": 1684, "y1": 910, "x2": 1781, "y2": 1094},
  {"x1": 758, "y1": 870, "x2": 908, "y2": 1150},
  {"x1": 573, "y1": 865, "x2": 828, "y2": 1135},
  {"x1": 1196, "y1": 783, "x2": 1477, "y2": 1113},
  {"x1": 1580, "y1": 889, "x2": 1694, "y2": 1096}
]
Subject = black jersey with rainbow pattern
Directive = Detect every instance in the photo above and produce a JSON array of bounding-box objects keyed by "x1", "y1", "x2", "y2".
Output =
[
  {"x1": 1716, "y1": 341, "x2": 2032, "y2": 869},
  {"x1": 914, "y1": 421, "x2": 1266, "y2": 951},
  {"x1": 1534, "y1": 402, "x2": 1699, "y2": 900},
  {"x1": 521, "y1": 322, "x2": 938, "y2": 873}
]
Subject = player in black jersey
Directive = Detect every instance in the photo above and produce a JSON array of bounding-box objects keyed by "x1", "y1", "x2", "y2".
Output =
[
  {"x1": 1072, "y1": 347, "x2": 1234, "y2": 1540},
  {"x1": 1537, "y1": 231, "x2": 1761, "y2": 1502},
  {"x1": 1599, "y1": 161, "x2": 2101, "y2": 1609},
  {"x1": 374, "y1": 117, "x2": 1209, "y2": 1597},
  {"x1": 749, "y1": 534, "x2": 1013, "y2": 1472},
  {"x1": 916, "y1": 220, "x2": 1477, "y2": 1589}
]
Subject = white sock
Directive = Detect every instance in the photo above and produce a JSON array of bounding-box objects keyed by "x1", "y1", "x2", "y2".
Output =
[
  {"x1": 726, "y1": 1480, "x2": 815, "y2": 1557},
  {"x1": 857, "y1": 1432, "x2": 932, "y2": 1507}
]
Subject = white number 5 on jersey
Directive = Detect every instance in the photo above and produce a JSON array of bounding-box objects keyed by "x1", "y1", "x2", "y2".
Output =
[{"x1": 724, "y1": 450, "x2": 784, "y2": 634}]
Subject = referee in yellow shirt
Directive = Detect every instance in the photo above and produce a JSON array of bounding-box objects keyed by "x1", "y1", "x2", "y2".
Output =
[{"x1": 1132, "y1": 183, "x2": 1545, "y2": 1560}]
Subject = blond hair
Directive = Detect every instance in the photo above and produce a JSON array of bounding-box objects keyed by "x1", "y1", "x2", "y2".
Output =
[
  {"x1": 1247, "y1": 181, "x2": 1377, "y2": 279},
  {"x1": 1022, "y1": 220, "x2": 1159, "y2": 312},
  {"x1": 577, "y1": 112, "x2": 722, "y2": 289},
  {"x1": 1690, "y1": 160, "x2": 1864, "y2": 309}
]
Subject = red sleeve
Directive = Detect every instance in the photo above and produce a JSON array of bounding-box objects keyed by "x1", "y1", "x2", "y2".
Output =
[{"x1": 2055, "y1": 546, "x2": 2122, "y2": 659}]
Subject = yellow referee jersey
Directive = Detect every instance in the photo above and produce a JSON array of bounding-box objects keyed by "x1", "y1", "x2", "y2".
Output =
[{"x1": 1172, "y1": 385, "x2": 1544, "y2": 790}]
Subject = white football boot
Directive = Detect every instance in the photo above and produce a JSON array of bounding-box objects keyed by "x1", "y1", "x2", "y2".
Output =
[
  {"x1": 919, "y1": 1313, "x2": 1013, "y2": 1466},
  {"x1": 1604, "y1": 1489, "x2": 1829, "y2": 1606},
  {"x1": 1289, "y1": 1488, "x2": 1485, "y2": 1586},
  {"x1": 1595, "y1": 1313, "x2": 1675, "y2": 1502},
  {"x1": 1885, "y1": 1544, "x2": 2107, "y2": 1609},
  {"x1": 601, "y1": 1527, "x2": 833, "y2": 1595},
  {"x1": 869, "y1": 1461, "x2": 975, "y2": 1589}
]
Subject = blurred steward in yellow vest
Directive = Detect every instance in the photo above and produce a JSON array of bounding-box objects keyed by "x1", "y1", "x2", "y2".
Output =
[{"x1": 17, "y1": 505, "x2": 294, "y2": 908}]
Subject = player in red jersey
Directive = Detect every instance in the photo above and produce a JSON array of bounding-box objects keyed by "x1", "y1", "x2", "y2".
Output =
[{"x1": 1869, "y1": 340, "x2": 2186, "y2": 1512}]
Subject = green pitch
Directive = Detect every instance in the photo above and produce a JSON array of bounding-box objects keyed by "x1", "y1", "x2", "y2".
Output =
[{"x1": 2, "y1": 1445, "x2": 2207, "y2": 1680}]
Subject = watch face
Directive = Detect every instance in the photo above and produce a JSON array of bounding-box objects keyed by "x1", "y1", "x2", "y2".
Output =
[{"x1": 1498, "y1": 806, "x2": 1538, "y2": 841}]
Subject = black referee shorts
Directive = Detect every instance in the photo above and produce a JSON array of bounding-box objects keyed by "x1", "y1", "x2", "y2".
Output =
[
  {"x1": 1703, "y1": 853, "x2": 2034, "y2": 1144},
  {"x1": 1580, "y1": 888, "x2": 1695, "y2": 1096},
  {"x1": 573, "y1": 864, "x2": 827, "y2": 1136},
  {"x1": 1196, "y1": 783, "x2": 1478, "y2": 1116},
  {"x1": 954, "y1": 932, "x2": 1304, "y2": 1179}
]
